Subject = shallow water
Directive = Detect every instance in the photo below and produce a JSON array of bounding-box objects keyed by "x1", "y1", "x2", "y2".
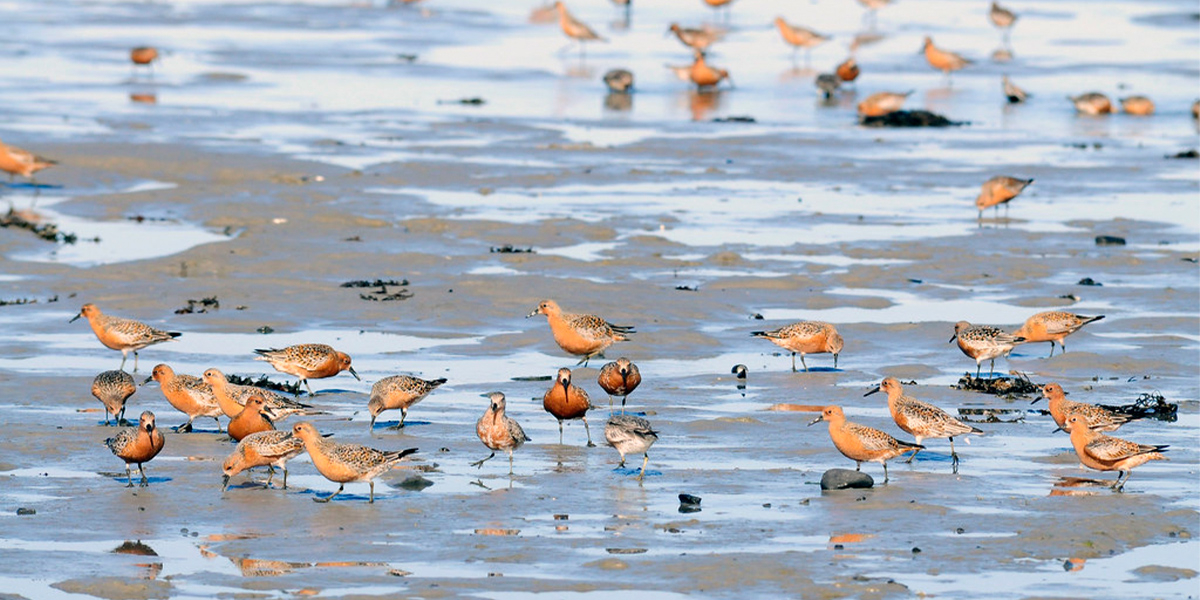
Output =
[{"x1": 1, "y1": 0, "x2": 1198, "y2": 598}]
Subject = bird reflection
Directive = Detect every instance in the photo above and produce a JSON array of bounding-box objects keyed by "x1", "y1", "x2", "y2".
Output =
[
  {"x1": 604, "y1": 92, "x2": 632, "y2": 112},
  {"x1": 687, "y1": 90, "x2": 722, "y2": 121}
]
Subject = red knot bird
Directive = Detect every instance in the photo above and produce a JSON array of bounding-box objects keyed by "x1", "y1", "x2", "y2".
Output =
[
  {"x1": 857, "y1": 90, "x2": 912, "y2": 117},
  {"x1": 1034, "y1": 383, "x2": 1135, "y2": 433},
  {"x1": 688, "y1": 50, "x2": 733, "y2": 90},
  {"x1": 544, "y1": 367, "x2": 595, "y2": 446},
  {"x1": 975, "y1": 175, "x2": 1034, "y2": 219},
  {"x1": 603, "y1": 69, "x2": 634, "y2": 93},
  {"x1": 836, "y1": 57, "x2": 860, "y2": 84},
  {"x1": 553, "y1": 2, "x2": 606, "y2": 54},
  {"x1": 368, "y1": 375, "x2": 447, "y2": 430},
  {"x1": 774, "y1": 17, "x2": 830, "y2": 64},
  {"x1": 71, "y1": 304, "x2": 180, "y2": 372},
  {"x1": 105, "y1": 410, "x2": 165, "y2": 487},
  {"x1": 1002, "y1": 75, "x2": 1027, "y2": 103},
  {"x1": 1068, "y1": 92, "x2": 1113, "y2": 115},
  {"x1": 1119, "y1": 96, "x2": 1154, "y2": 116},
  {"x1": 0, "y1": 139, "x2": 57, "y2": 184},
  {"x1": 1012, "y1": 311, "x2": 1104, "y2": 357},
  {"x1": 866, "y1": 377, "x2": 983, "y2": 472},
  {"x1": 922, "y1": 36, "x2": 972, "y2": 76},
  {"x1": 597, "y1": 358, "x2": 641, "y2": 412},
  {"x1": 222, "y1": 430, "x2": 305, "y2": 492},
  {"x1": 605, "y1": 415, "x2": 658, "y2": 480},
  {"x1": 528, "y1": 299, "x2": 634, "y2": 366},
  {"x1": 1066, "y1": 414, "x2": 1167, "y2": 492},
  {"x1": 92, "y1": 370, "x2": 137, "y2": 426},
  {"x1": 988, "y1": 2, "x2": 1017, "y2": 31},
  {"x1": 950, "y1": 321, "x2": 1024, "y2": 378},
  {"x1": 809, "y1": 405, "x2": 922, "y2": 483},
  {"x1": 228, "y1": 395, "x2": 276, "y2": 442},
  {"x1": 201, "y1": 368, "x2": 317, "y2": 422},
  {"x1": 292, "y1": 421, "x2": 417, "y2": 503},
  {"x1": 145, "y1": 363, "x2": 222, "y2": 432},
  {"x1": 669, "y1": 23, "x2": 723, "y2": 54},
  {"x1": 751, "y1": 321, "x2": 843, "y2": 372},
  {"x1": 471, "y1": 391, "x2": 530, "y2": 475},
  {"x1": 254, "y1": 344, "x2": 359, "y2": 396}
]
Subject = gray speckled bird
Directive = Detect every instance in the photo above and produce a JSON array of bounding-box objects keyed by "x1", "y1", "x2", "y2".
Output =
[
  {"x1": 866, "y1": 377, "x2": 983, "y2": 471},
  {"x1": 605, "y1": 415, "x2": 658, "y2": 480},
  {"x1": 92, "y1": 370, "x2": 136, "y2": 425},
  {"x1": 950, "y1": 321, "x2": 1024, "y2": 378},
  {"x1": 368, "y1": 375, "x2": 447, "y2": 430}
]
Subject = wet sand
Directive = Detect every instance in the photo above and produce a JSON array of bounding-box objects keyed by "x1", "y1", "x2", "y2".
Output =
[{"x1": 1, "y1": 0, "x2": 1198, "y2": 598}]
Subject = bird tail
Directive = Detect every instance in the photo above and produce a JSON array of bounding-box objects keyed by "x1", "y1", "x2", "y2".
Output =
[
  {"x1": 386, "y1": 447, "x2": 420, "y2": 462},
  {"x1": 168, "y1": 332, "x2": 182, "y2": 339},
  {"x1": 611, "y1": 324, "x2": 636, "y2": 336},
  {"x1": 1080, "y1": 315, "x2": 1105, "y2": 325},
  {"x1": 430, "y1": 378, "x2": 449, "y2": 387},
  {"x1": 897, "y1": 439, "x2": 925, "y2": 449}
]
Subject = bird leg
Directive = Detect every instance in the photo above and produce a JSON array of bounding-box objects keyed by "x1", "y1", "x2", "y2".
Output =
[
  {"x1": 369, "y1": 481, "x2": 376, "y2": 504},
  {"x1": 265, "y1": 466, "x2": 276, "y2": 487},
  {"x1": 621, "y1": 395, "x2": 628, "y2": 414},
  {"x1": 399, "y1": 408, "x2": 408, "y2": 428},
  {"x1": 1047, "y1": 341, "x2": 1055, "y2": 358},
  {"x1": 470, "y1": 452, "x2": 496, "y2": 468},
  {"x1": 882, "y1": 462, "x2": 890, "y2": 483},
  {"x1": 282, "y1": 467, "x2": 289, "y2": 489},
  {"x1": 582, "y1": 416, "x2": 595, "y2": 447},
  {"x1": 138, "y1": 464, "x2": 149, "y2": 487},
  {"x1": 975, "y1": 362, "x2": 982, "y2": 379},
  {"x1": 950, "y1": 438, "x2": 959, "y2": 473},
  {"x1": 558, "y1": 420, "x2": 565, "y2": 445},
  {"x1": 638, "y1": 453, "x2": 649, "y2": 481},
  {"x1": 507, "y1": 450, "x2": 515, "y2": 476},
  {"x1": 303, "y1": 379, "x2": 315, "y2": 397},
  {"x1": 120, "y1": 352, "x2": 129, "y2": 372},
  {"x1": 800, "y1": 354, "x2": 810, "y2": 373},
  {"x1": 314, "y1": 483, "x2": 344, "y2": 503},
  {"x1": 133, "y1": 351, "x2": 140, "y2": 372},
  {"x1": 213, "y1": 417, "x2": 223, "y2": 433},
  {"x1": 790, "y1": 352, "x2": 797, "y2": 372},
  {"x1": 124, "y1": 464, "x2": 134, "y2": 487},
  {"x1": 988, "y1": 358, "x2": 996, "y2": 377},
  {"x1": 905, "y1": 447, "x2": 922, "y2": 464},
  {"x1": 175, "y1": 419, "x2": 194, "y2": 433}
]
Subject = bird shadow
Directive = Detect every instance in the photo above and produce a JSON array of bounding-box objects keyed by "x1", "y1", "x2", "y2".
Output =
[
  {"x1": 105, "y1": 474, "x2": 172, "y2": 486},
  {"x1": 612, "y1": 467, "x2": 660, "y2": 478},
  {"x1": 2, "y1": 182, "x2": 61, "y2": 190},
  {"x1": 370, "y1": 419, "x2": 432, "y2": 431}
]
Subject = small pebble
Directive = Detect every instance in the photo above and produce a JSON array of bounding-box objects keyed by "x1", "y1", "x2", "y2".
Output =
[
  {"x1": 912, "y1": 547, "x2": 921, "y2": 554},
  {"x1": 16, "y1": 507, "x2": 35, "y2": 516},
  {"x1": 678, "y1": 494, "x2": 702, "y2": 506},
  {"x1": 955, "y1": 527, "x2": 965, "y2": 534}
]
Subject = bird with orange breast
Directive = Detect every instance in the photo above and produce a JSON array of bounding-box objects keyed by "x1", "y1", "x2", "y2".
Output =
[
  {"x1": 975, "y1": 175, "x2": 1034, "y2": 219},
  {"x1": 836, "y1": 57, "x2": 860, "y2": 85},
  {"x1": 1068, "y1": 92, "x2": 1112, "y2": 115},
  {"x1": 988, "y1": 2, "x2": 1017, "y2": 33},
  {"x1": 809, "y1": 405, "x2": 922, "y2": 483},
  {"x1": 689, "y1": 50, "x2": 733, "y2": 91},
  {"x1": 774, "y1": 18, "x2": 830, "y2": 63},
  {"x1": 1120, "y1": 96, "x2": 1154, "y2": 116},
  {"x1": 130, "y1": 46, "x2": 159, "y2": 69},
  {"x1": 543, "y1": 368, "x2": 595, "y2": 447},
  {"x1": 528, "y1": 299, "x2": 634, "y2": 367},
  {"x1": 105, "y1": 411, "x2": 166, "y2": 488},
  {"x1": 1012, "y1": 311, "x2": 1103, "y2": 357},
  {"x1": 0, "y1": 140, "x2": 56, "y2": 185},
  {"x1": 857, "y1": 91, "x2": 912, "y2": 117},
  {"x1": 669, "y1": 23, "x2": 724, "y2": 54},
  {"x1": 597, "y1": 357, "x2": 641, "y2": 412},
  {"x1": 922, "y1": 36, "x2": 972, "y2": 76},
  {"x1": 554, "y1": 2, "x2": 606, "y2": 54},
  {"x1": 1065, "y1": 414, "x2": 1167, "y2": 492}
]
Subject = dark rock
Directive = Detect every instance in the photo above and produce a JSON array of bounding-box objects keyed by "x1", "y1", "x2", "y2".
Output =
[
  {"x1": 820, "y1": 468, "x2": 874, "y2": 490},
  {"x1": 1166, "y1": 149, "x2": 1198, "y2": 159},
  {"x1": 912, "y1": 547, "x2": 922, "y2": 554},
  {"x1": 16, "y1": 507, "x2": 35, "y2": 515},
  {"x1": 1095, "y1": 235, "x2": 1126, "y2": 246},
  {"x1": 712, "y1": 116, "x2": 756, "y2": 123},
  {"x1": 678, "y1": 493, "x2": 702, "y2": 505},
  {"x1": 1077, "y1": 277, "x2": 1103, "y2": 286},
  {"x1": 955, "y1": 527, "x2": 966, "y2": 534},
  {"x1": 861, "y1": 110, "x2": 962, "y2": 128},
  {"x1": 255, "y1": 325, "x2": 275, "y2": 334}
]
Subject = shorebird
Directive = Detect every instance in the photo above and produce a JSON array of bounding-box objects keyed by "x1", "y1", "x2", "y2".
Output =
[
  {"x1": 1068, "y1": 92, "x2": 1113, "y2": 115},
  {"x1": 71, "y1": 304, "x2": 180, "y2": 372},
  {"x1": 368, "y1": 375, "x2": 446, "y2": 430},
  {"x1": 1002, "y1": 75, "x2": 1027, "y2": 103},
  {"x1": 975, "y1": 175, "x2": 1034, "y2": 219},
  {"x1": 856, "y1": 91, "x2": 912, "y2": 117},
  {"x1": 988, "y1": 2, "x2": 1017, "y2": 32},
  {"x1": 222, "y1": 430, "x2": 305, "y2": 492},
  {"x1": 228, "y1": 396, "x2": 276, "y2": 442},
  {"x1": 145, "y1": 364, "x2": 223, "y2": 432},
  {"x1": 605, "y1": 415, "x2": 658, "y2": 480},
  {"x1": 471, "y1": 391, "x2": 530, "y2": 475},
  {"x1": 527, "y1": 299, "x2": 634, "y2": 366},
  {"x1": 597, "y1": 357, "x2": 641, "y2": 412},
  {"x1": 105, "y1": 411, "x2": 165, "y2": 487},
  {"x1": 809, "y1": 405, "x2": 922, "y2": 483},
  {"x1": 1012, "y1": 311, "x2": 1104, "y2": 357},
  {"x1": 1120, "y1": 96, "x2": 1155, "y2": 116},
  {"x1": 668, "y1": 23, "x2": 723, "y2": 54},
  {"x1": 688, "y1": 50, "x2": 733, "y2": 90},
  {"x1": 836, "y1": 57, "x2": 860, "y2": 84},
  {"x1": 1066, "y1": 414, "x2": 1167, "y2": 492},
  {"x1": 922, "y1": 36, "x2": 972, "y2": 77},
  {"x1": 130, "y1": 47, "x2": 159, "y2": 68},
  {"x1": 92, "y1": 370, "x2": 136, "y2": 426},
  {"x1": 544, "y1": 368, "x2": 595, "y2": 446},
  {"x1": 866, "y1": 378, "x2": 983, "y2": 471},
  {"x1": 1033, "y1": 383, "x2": 1135, "y2": 433},
  {"x1": 950, "y1": 321, "x2": 1025, "y2": 378},
  {"x1": 774, "y1": 17, "x2": 830, "y2": 64},
  {"x1": 254, "y1": 344, "x2": 359, "y2": 396},
  {"x1": 815, "y1": 73, "x2": 840, "y2": 99},
  {"x1": 201, "y1": 368, "x2": 316, "y2": 421},
  {"x1": 603, "y1": 69, "x2": 634, "y2": 93},
  {"x1": 292, "y1": 422, "x2": 417, "y2": 503},
  {"x1": 0, "y1": 140, "x2": 57, "y2": 184},
  {"x1": 751, "y1": 321, "x2": 843, "y2": 372},
  {"x1": 553, "y1": 2, "x2": 606, "y2": 55}
]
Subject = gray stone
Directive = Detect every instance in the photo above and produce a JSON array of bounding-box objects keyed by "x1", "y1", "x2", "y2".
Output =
[{"x1": 820, "y1": 468, "x2": 874, "y2": 490}]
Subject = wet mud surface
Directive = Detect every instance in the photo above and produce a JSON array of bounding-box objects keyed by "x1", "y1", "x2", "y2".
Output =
[{"x1": 1, "y1": 0, "x2": 1198, "y2": 598}]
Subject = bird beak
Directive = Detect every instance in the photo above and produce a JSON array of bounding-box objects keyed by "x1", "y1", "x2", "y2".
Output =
[
  {"x1": 369, "y1": 415, "x2": 376, "y2": 430},
  {"x1": 145, "y1": 423, "x2": 154, "y2": 433},
  {"x1": 140, "y1": 376, "x2": 153, "y2": 386},
  {"x1": 807, "y1": 414, "x2": 824, "y2": 426},
  {"x1": 948, "y1": 333, "x2": 958, "y2": 343},
  {"x1": 864, "y1": 386, "x2": 881, "y2": 397},
  {"x1": 69, "y1": 312, "x2": 82, "y2": 323},
  {"x1": 479, "y1": 393, "x2": 492, "y2": 399},
  {"x1": 833, "y1": 354, "x2": 839, "y2": 369},
  {"x1": 1051, "y1": 427, "x2": 1063, "y2": 434},
  {"x1": 526, "y1": 308, "x2": 540, "y2": 318},
  {"x1": 348, "y1": 366, "x2": 361, "y2": 381},
  {"x1": 221, "y1": 475, "x2": 231, "y2": 492},
  {"x1": 1030, "y1": 396, "x2": 1043, "y2": 405}
]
